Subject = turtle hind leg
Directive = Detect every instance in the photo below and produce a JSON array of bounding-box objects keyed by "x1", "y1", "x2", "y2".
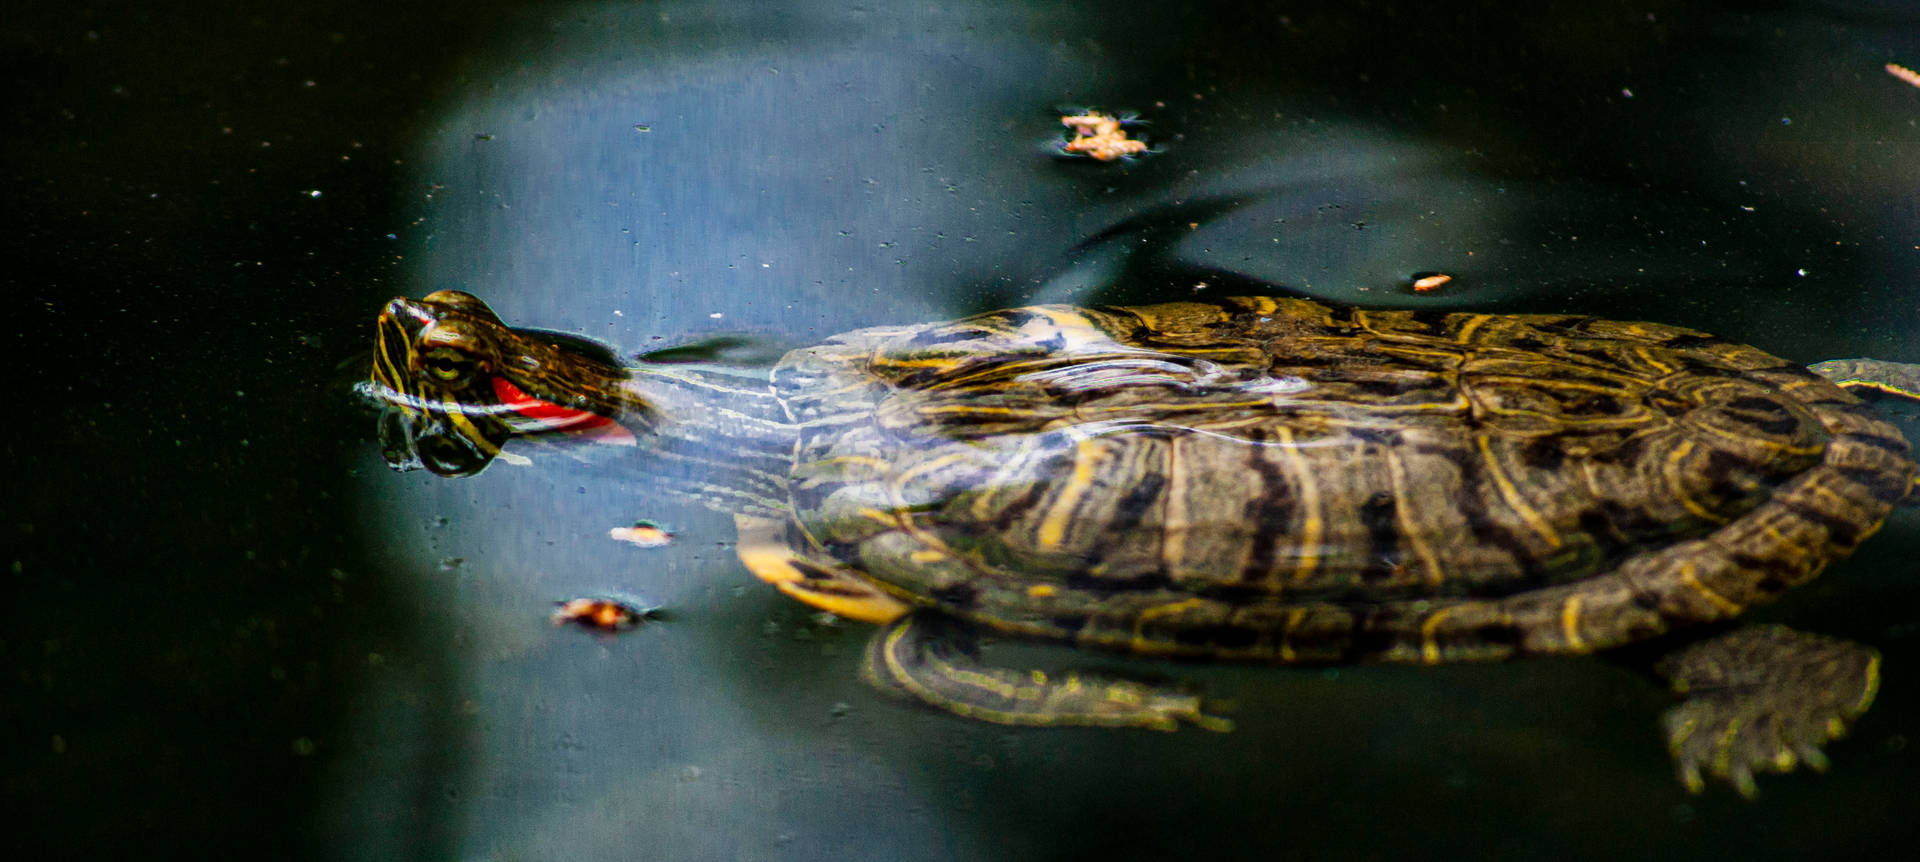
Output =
[
  {"x1": 862, "y1": 612, "x2": 1233, "y2": 732},
  {"x1": 1654, "y1": 625, "x2": 1879, "y2": 798}
]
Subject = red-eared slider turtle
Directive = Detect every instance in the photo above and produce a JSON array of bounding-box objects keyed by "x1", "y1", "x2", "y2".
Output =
[{"x1": 367, "y1": 290, "x2": 1920, "y2": 796}]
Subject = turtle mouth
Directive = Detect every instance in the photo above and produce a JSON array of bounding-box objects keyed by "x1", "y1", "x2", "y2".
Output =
[{"x1": 359, "y1": 373, "x2": 634, "y2": 476}]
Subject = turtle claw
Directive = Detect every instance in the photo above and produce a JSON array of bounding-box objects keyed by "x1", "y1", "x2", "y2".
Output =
[
  {"x1": 1663, "y1": 697, "x2": 1848, "y2": 798},
  {"x1": 1121, "y1": 686, "x2": 1235, "y2": 733},
  {"x1": 1656, "y1": 626, "x2": 1879, "y2": 798}
]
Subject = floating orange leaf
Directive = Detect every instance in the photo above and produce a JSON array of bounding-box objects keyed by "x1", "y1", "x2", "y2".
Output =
[
  {"x1": 1060, "y1": 111, "x2": 1149, "y2": 162},
  {"x1": 551, "y1": 597, "x2": 657, "y2": 632}
]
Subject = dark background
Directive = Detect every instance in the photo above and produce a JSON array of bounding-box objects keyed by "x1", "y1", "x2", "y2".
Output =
[{"x1": 6, "y1": 1, "x2": 1919, "y2": 859}]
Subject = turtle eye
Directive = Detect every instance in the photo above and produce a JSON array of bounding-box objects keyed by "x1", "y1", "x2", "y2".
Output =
[{"x1": 421, "y1": 347, "x2": 477, "y2": 385}]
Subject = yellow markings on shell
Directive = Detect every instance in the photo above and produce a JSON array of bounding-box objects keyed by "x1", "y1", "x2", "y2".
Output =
[
  {"x1": 1132, "y1": 598, "x2": 1207, "y2": 647},
  {"x1": 1475, "y1": 435, "x2": 1562, "y2": 549},
  {"x1": 1383, "y1": 449, "x2": 1444, "y2": 586},
  {"x1": 1037, "y1": 438, "x2": 1102, "y2": 550},
  {"x1": 1125, "y1": 306, "x2": 1166, "y2": 331},
  {"x1": 969, "y1": 484, "x2": 1002, "y2": 524},
  {"x1": 872, "y1": 453, "x2": 980, "y2": 564},
  {"x1": 1144, "y1": 345, "x2": 1264, "y2": 357},
  {"x1": 1332, "y1": 393, "x2": 1474, "y2": 416},
  {"x1": 1371, "y1": 343, "x2": 1470, "y2": 363},
  {"x1": 1662, "y1": 439, "x2": 1728, "y2": 524},
  {"x1": 1559, "y1": 595, "x2": 1588, "y2": 653},
  {"x1": 1279, "y1": 607, "x2": 1307, "y2": 662},
  {"x1": 1026, "y1": 584, "x2": 1059, "y2": 598},
  {"x1": 1676, "y1": 561, "x2": 1743, "y2": 616},
  {"x1": 870, "y1": 344, "x2": 970, "y2": 369},
  {"x1": 888, "y1": 451, "x2": 977, "y2": 489},
  {"x1": 914, "y1": 404, "x2": 1049, "y2": 417},
  {"x1": 1470, "y1": 376, "x2": 1639, "y2": 397},
  {"x1": 1020, "y1": 306, "x2": 1119, "y2": 353},
  {"x1": 1630, "y1": 347, "x2": 1677, "y2": 376},
  {"x1": 1419, "y1": 607, "x2": 1457, "y2": 664},
  {"x1": 1234, "y1": 296, "x2": 1281, "y2": 315},
  {"x1": 1085, "y1": 400, "x2": 1277, "y2": 414},
  {"x1": 1273, "y1": 426, "x2": 1323, "y2": 585},
  {"x1": 1453, "y1": 314, "x2": 1491, "y2": 344},
  {"x1": 884, "y1": 451, "x2": 976, "y2": 529},
  {"x1": 1807, "y1": 482, "x2": 1860, "y2": 518},
  {"x1": 1026, "y1": 305, "x2": 1105, "y2": 330},
  {"x1": 909, "y1": 549, "x2": 945, "y2": 564},
  {"x1": 1683, "y1": 411, "x2": 1826, "y2": 458}
]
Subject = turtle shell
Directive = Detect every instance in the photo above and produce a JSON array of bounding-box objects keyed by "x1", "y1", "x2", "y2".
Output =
[{"x1": 772, "y1": 296, "x2": 1914, "y2": 665}]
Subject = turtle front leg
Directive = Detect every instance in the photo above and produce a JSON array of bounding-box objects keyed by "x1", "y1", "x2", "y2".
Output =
[
  {"x1": 1654, "y1": 625, "x2": 1879, "y2": 798},
  {"x1": 862, "y1": 612, "x2": 1233, "y2": 732},
  {"x1": 1808, "y1": 358, "x2": 1920, "y2": 401}
]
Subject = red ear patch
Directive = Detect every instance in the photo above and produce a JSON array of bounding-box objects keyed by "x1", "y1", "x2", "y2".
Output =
[{"x1": 491, "y1": 377, "x2": 637, "y2": 445}]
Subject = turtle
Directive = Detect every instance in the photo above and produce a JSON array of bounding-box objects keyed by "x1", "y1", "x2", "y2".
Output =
[{"x1": 366, "y1": 289, "x2": 1920, "y2": 797}]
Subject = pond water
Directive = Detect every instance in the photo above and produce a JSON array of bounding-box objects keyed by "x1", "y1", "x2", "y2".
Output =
[
  {"x1": 329, "y1": 2, "x2": 1920, "y2": 859},
  {"x1": 10, "y1": 1, "x2": 1919, "y2": 859}
]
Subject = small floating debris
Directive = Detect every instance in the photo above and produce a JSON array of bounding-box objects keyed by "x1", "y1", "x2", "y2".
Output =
[
  {"x1": 609, "y1": 520, "x2": 675, "y2": 547},
  {"x1": 1058, "y1": 111, "x2": 1149, "y2": 162},
  {"x1": 1411, "y1": 273, "x2": 1454, "y2": 293},
  {"x1": 1887, "y1": 62, "x2": 1920, "y2": 90},
  {"x1": 551, "y1": 597, "x2": 662, "y2": 633}
]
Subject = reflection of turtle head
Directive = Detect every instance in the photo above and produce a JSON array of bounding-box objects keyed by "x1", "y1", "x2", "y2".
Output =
[{"x1": 365, "y1": 290, "x2": 646, "y2": 476}]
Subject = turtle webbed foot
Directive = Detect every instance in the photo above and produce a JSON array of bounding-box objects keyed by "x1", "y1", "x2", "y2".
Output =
[
  {"x1": 1655, "y1": 625, "x2": 1879, "y2": 798},
  {"x1": 863, "y1": 612, "x2": 1232, "y2": 732}
]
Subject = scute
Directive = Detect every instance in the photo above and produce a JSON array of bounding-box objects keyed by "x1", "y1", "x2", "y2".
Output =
[{"x1": 774, "y1": 297, "x2": 1913, "y2": 662}]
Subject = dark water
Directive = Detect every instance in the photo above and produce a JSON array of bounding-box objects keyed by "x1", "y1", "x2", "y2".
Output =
[{"x1": 8, "y1": 1, "x2": 1920, "y2": 859}]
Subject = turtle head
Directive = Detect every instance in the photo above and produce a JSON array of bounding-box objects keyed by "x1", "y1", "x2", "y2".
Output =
[{"x1": 365, "y1": 290, "x2": 641, "y2": 476}]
